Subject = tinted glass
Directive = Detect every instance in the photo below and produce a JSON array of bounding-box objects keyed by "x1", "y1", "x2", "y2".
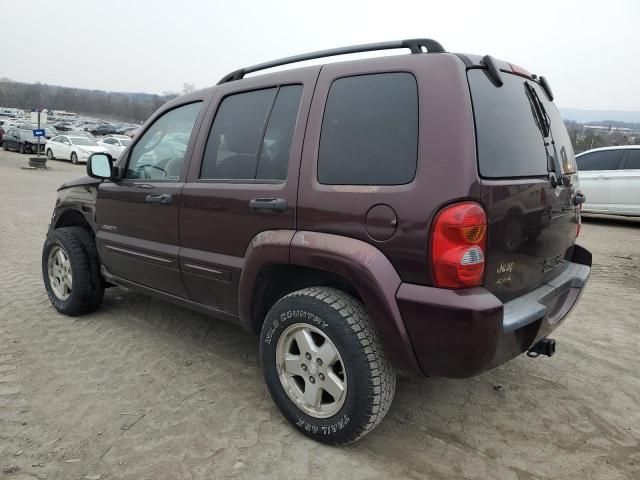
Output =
[
  {"x1": 201, "y1": 88, "x2": 276, "y2": 180},
  {"x1": 318, "y1": 73, "x2": 418, "y2": 185},
  {"x1": 624, "y1": 149, "x2": 640, "y2": 169},
  {"x1": 126, "y1": 102, "x2": 202, "y2": 180},
  {"x1": 256, "y1": 85, "x2": 303, "y2": 180},
  {"x1": 71, "y1": 138, "x2": 98, "y2": 146},
  {"x1": 576, "y1": 150, "x2": 624, "y2": 171},
  {"x1": 470, "y1": 70, "x2": 557, "y2": 178}
]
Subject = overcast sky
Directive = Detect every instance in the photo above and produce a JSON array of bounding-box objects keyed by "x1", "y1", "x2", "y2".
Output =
[{"x1": 2, "y1": 0, "x2": 639, "y2": 110}]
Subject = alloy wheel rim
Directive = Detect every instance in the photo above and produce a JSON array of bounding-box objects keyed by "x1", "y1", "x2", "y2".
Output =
[
  {"x1": 47, "y1": 246, "x2": 72, "y2": 301},
  {"x1": 275, "y1": 323, "x2": 347, "y2": 418}
]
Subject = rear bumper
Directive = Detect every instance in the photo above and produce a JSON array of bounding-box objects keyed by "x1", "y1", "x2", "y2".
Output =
[{"x1": 397, "y1": 244, "x2": 592, "y2": 378}]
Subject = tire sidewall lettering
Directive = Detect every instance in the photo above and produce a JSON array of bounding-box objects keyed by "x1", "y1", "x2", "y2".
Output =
[
  {"x1": 263, "y1": 308, "x2": 328, "y2": 345},
  {"x1": 296, "y1": 414, "x2": 350, "y2": 435}
]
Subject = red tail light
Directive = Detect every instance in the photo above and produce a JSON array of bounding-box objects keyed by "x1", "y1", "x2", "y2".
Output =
[{"x1": 431, "y1": 202, "x2": 487, "y2": 288}]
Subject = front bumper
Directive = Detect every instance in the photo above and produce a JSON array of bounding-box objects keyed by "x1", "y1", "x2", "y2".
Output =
[
  {"x1": 397, "y1": 244, "x2": 592, "y2": 378},
  {"x1": 25, "y1": 143, "x2": 46, "y2": 153}
]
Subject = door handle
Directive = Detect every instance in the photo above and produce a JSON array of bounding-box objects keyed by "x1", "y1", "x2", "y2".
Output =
[
  {"x1": 249, "y1": 197, "x2": 287, "y2": 212},
  {"x1": 145, "y1": 193, "x2": 172, "y2": 205}
]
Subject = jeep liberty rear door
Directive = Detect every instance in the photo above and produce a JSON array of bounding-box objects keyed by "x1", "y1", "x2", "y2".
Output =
[
  {"x1": 468, "y1": 69, "x2": 580, "y2": 302},
  {"x1": 178, "y1": 67, "x2": 318, "y2": 315}
]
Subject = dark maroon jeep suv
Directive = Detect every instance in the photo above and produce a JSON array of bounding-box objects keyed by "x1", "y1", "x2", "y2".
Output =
[{"x1": 42, "y1": 39, "x2": 591, "y2": 444}]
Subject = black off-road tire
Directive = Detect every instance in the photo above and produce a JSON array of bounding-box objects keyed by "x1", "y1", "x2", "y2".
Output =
[
  {"x1": 260, "y1": 287, "x2": 396, "y2": 444},
  {"x1": 42, "y1": 226, "x2": 105, "y2": 316}
]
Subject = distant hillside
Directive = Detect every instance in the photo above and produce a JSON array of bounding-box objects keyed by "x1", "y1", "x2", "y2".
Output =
[
  {"x1": 560, "y1": 108, "x2": 640, "y2": 124},
  {"x1": 0, "y1": 79, "x2": 176, "y2": 122}
]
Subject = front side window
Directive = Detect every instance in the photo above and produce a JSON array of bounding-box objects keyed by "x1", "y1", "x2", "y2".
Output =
[
  {"x1": 318, "y1": 73, "x2": 418, "y2": 185},
  {"x1": 576, "y1": 150, "x2": 624, "y2": 171},
  {"x1": 125, "y1": 102, "x2": 202, "y2": 180},
  {"x1": 200, "y1": 85, "x2": 302, "y2": 181}
]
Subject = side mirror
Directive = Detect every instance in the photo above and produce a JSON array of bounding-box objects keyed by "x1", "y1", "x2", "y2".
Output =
[{"x1": 87, "y1": 153, "x2": 114, "y2": 179}]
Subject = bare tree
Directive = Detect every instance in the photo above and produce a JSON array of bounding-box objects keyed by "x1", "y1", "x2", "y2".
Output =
[{"x1": 182, "y1": 83, "x2": 196, "y2": 95}]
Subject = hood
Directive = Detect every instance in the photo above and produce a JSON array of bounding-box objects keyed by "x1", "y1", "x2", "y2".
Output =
[
  {"x1": 79, "y1": 145, "x2": 107, "y2": 152},
  {"x1": 57, "y1": 175, "x2": 102, "y2": 191}
]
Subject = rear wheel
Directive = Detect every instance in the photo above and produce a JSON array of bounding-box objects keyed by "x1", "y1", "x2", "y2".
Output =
[
  {"x1": 70, "y1": 152, "x2": 78, "y2": 164},
  {"x1": 260, "y1": 287, "x2": 396, "y2": 444},
  {"x1": 42, "y1": 227, "x2": 104, "y2": 316},
  {"x1": 46, "y1": 149, "x2": 54, "y2": 160},
  {"x1": 19, "y1": 144, "x2": 25, "y2": 154}
]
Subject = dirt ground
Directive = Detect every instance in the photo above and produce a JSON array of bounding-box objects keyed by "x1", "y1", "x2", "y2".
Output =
[{"x1": 0, "y1": 149, "x2": 638, "y2": 480}]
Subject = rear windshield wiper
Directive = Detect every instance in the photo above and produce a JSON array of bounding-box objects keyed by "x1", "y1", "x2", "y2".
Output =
[{"x1": 524, "y1": 83, "x2": 567, "y2": 187}]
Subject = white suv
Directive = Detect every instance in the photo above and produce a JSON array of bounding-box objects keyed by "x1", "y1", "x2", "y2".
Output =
[{"x1": 576, "y1": 145, "x2": 640, "y2": 216}]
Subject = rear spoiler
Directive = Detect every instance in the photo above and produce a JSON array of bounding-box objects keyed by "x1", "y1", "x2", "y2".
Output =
[{"x1": 456, "y1": 53, "x2": 554, "y2": 100}]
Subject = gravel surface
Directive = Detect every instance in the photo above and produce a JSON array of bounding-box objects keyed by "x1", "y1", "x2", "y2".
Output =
[{"x1": 1, "y1": 149, "x2": 638, "y2": 479}]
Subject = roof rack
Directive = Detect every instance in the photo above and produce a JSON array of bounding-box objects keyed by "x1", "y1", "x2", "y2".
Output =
[{"x1": 217, "y1": 38, "x2": 446, "y2": 84}]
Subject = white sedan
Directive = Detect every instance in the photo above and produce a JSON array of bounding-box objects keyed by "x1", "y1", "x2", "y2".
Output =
[
  {"x1": 576, "y1": 145, "x2": 640, "y2": 216},
  {"x1": 97, "y1": 135, "x2": 131, "y2": 160},
  {"x1": 46, "y1": 135, "x2": 108, "y2": 164}
]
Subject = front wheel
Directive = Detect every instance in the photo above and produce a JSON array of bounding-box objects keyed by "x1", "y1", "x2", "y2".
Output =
[
  {"x1": 42, "y1": 227, "x2": 105, "y2": 316},
  {"x1": 70, "y1": 152, "x2": 78, "y2": 164},
  {"x1": 260, "y1": 287, "x2": 396, "y2": 445},
  {"x1": 46, "y1": 149, "x2": 54, "y2": 160},
  {"x1": 19, "y1": 144, "x2": 25, "y2": 154}
]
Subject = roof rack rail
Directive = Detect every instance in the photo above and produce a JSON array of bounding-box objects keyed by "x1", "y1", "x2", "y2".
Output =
[{"x1": 217, "y1": 38, "x2": 446, "y2": 84}]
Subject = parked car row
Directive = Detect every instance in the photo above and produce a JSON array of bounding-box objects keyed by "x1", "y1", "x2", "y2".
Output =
[{"x1": 53, "y1": 121, "x2": 139, "y2": 137}]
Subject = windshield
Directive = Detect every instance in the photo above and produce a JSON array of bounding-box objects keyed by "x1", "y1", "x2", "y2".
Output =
[{"x1": 70, "y1": 137, "x2": 98, "y2": 146}]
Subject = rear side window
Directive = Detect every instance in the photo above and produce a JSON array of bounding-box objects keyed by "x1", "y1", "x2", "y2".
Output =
[
  {"x1": 201, "y1": 85, "x2": 302, "y2": 181},
  {"x1": 577, "y1": 150, "x2": 624, "y2": 171},
  {"x1": 318, "y1": 73, "x2": 418, "y2": 185},
  {"x1": 468, "y1": 70, "x2": 575, "y2": 178},
  {"x1": 623, "y1": 149, "x2": 640, "y2": 169}
]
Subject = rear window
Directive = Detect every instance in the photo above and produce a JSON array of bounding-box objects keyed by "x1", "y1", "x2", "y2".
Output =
[
  {"x1": 577, "y1": 150, "x2": 624, "y2": 171},
  {"x1": 318, "y1": 73, "x2": 418, "y2": 185},
  {"x1": 468, "y1": 70, "x2": 576, "y2": 178},
  {"x1": 201, "y1": 85, "x2": 302, "y2": 181},
  {"x1": 624, "y1": 149, "x2": 640, "y2": 170}
]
